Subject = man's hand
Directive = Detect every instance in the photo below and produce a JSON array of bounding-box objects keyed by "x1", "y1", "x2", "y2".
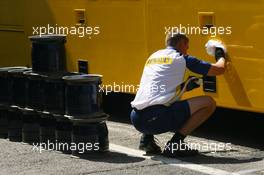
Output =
[
  {"x1": 205, "y1": 40, "x2": 227, "y2": 76},
  {"x1": 180, "y1": 77, "x2": 201, "y2": 92},
  {"x1": 207, "y1": 57, "x2": 226, "y2": 76}
]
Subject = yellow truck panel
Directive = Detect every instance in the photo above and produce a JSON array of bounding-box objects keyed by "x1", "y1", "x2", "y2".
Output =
[{"x1": 0, "y1": 0, "x2": 264, "y2": 113}]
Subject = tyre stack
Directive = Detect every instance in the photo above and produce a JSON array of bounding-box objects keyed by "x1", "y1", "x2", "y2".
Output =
[
  {"x1": 0, "y1": 67, "x2": 30, "y2": 142},
  {"x1": 0, "y1": 68, "x2": 11, "y2": 137},
  {"x1": 30, "y1": 34, "x2": 110, "y2": 154},
  {"x1": 0, "y1": 67, "x2": 14, "y2": 139},
  {"x1": 63, "y1": 74, "x2": 109, "y2": 156},
  {"x1": 27, "y1": 35, "x2": 70, "y2": 147},
  {"x1": 0, "y1": 34, "x2": 110, "y2": 155},
  {"x1": 22, "y1": 71, "x2": 45, "y2": 144},
  {"x1": 0, "y1": 67, "x2": 9, "y2": 138},
  {"x1": 42, "y1": 72, "x2": 74, "y2": 153}
]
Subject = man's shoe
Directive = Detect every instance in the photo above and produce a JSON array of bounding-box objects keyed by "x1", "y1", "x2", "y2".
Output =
[
  {"x1": 139, "y1": 134, "x2": 162, "y2": 154},
  {"x1": 163, "y1": 140, "x2": 199, "y2": 157}
]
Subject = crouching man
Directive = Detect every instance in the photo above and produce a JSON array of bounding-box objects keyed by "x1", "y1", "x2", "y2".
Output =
[{"x1": 130, "y1": 33, "x2": 226, "y2": 157}]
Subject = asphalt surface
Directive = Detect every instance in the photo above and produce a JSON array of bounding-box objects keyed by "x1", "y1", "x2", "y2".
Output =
[{"x1": 0, "y1": 113, "x2": 263, "y2": 175}]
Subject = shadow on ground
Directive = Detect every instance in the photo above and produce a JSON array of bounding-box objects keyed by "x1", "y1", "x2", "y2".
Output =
[
  {"x1": 150, "y1": 153, "x2": 263, "y2": 165},
  {"x1": 72, "y1": 151, "x2": 146, "y2": 163},
  {"x1": 103, "y1": 92, "x2": 264, "y2": 150}
]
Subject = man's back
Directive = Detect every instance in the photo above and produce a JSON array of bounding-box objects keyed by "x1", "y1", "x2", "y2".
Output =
[{"x1": 131, "y1": 47, "x2": 187, "y2": 110}]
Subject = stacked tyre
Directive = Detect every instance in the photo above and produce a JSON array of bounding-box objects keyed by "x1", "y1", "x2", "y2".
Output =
[
  {"x1": 63, "y1": 74, "x2": 109, "y2": 155},
  {"x1": 0, "y1": 35, "x2": 109, "y2": 156}
]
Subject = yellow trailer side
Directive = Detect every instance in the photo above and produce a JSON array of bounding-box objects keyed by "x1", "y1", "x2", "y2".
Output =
[{"x1": 0, "y1": 0, "x2": 263, "y2": 113}]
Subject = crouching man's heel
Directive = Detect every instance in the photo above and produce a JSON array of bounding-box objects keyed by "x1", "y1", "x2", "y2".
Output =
[
  {"x1": 139, "y1": 134, "x2": 162, "y2": 154},
  {"x1": 163, "y1": 132, "x2": 199, "y2": 157}
]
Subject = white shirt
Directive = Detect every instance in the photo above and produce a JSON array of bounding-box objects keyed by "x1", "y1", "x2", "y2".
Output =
[{"x1": 131, "y1": 47, "x2": 211, "y2": 110}]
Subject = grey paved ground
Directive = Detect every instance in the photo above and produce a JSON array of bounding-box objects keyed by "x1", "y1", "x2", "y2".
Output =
[{"x1": 0, "y1": 121, "x2": 263, "y2": 175}]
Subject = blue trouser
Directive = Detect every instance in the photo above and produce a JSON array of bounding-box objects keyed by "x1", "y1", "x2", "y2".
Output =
[{"x1": 130, "y1": 100, "x2": 191, "y2": 135}]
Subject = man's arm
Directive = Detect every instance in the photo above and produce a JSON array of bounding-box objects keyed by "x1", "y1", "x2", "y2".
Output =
[
  {"x1": 184, "y1": 47, "x2": 226, "y2": 76},
  {"x1": 184, "y1": 56, "x2": 212, "y2": 76},
  {"x1": 207, "y1": 57, "x2": 225, "y2": 76}
]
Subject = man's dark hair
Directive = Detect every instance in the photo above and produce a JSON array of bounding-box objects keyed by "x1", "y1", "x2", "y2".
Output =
[{"x1": 166, "y1": 33, "x2": 189, "y2": 48}]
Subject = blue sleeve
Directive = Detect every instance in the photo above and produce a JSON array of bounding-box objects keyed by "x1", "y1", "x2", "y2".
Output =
[{"x1": 184, "y1": 55, "x2": 211, "y2": 75}]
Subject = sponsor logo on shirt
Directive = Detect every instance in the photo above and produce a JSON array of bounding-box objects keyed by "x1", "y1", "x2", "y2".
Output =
[{"x1": 145, "y1": 57, "x2": 173, "y2": 66}]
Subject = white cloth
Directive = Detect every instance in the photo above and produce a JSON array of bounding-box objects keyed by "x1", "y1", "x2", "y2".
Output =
[
  {"x1": 131, "y1": 48, "x2": 186, "y2": 110},
  {"x1": 205, "y1": 39, "x2": 227, "y2": 56}
]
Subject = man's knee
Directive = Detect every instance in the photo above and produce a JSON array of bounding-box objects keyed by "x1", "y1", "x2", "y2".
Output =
[
  {"x1": 187, "y1": 95, "x2": 216, "y2": 115},
  {"x1": 204, "y1": 96, "x2": 216, "y2": 113}
]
